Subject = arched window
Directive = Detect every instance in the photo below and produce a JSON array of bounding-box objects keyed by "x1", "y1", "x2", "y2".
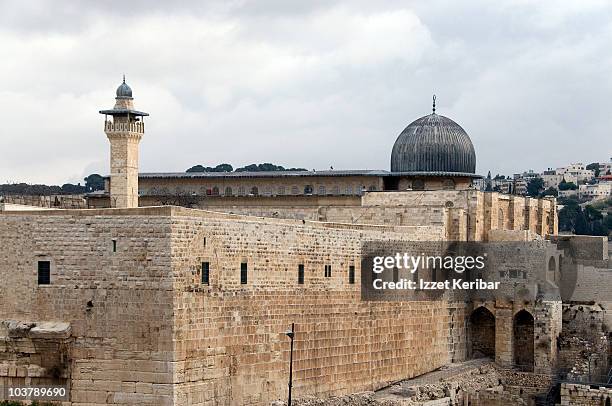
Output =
[
  {"x1": 224, "y1": 186, "x2": 233, "y2": 196},
  {"x1": 291, "y1": 186, "x2": 299, "y2": 195},
  {"x1": 548, "y1": 257, "x2": 556, "y2": 272},
  {"x1": 412, "y1": 179, "x2": 425, "y2": 190},
  {"x1": 443, "y1": 179, "x2": 456, "y2": 190},
  {"x1": 278, "y1": 186, "x2": 285, "y2": 195},
  {"x1": 212, "y1": 186, "x2": 219, "y2": 196},
  {"x1": 250, "y1": 186, "x2": 259, "y2": 196},
  {"x1": 237, "y1": 186, "x2": 245, "y2": 196},
  {"x1": 318, "y1": 185, "x2": 326, "y2": 195},
  {"x1": 332, "y1": 185, "x2": 339, "y2": 195},
  {"x1": 547, "y1": 256, "x2": 557, "y2": 282},
  {"x1": 346, "y1": 186, "x2": 353, "y2": 195},
  {"x1": 304, "y1": 185, "x2": 313, "y2": 195}
]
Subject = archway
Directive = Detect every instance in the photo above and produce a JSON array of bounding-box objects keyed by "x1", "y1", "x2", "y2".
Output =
[
  {"x1": 548, "y1": 256, "x2": 557, "y2": 282},
  {"x1": 469, "y1": 307, "x2": 496, "y2": 359},
  {"x1": 513, "y1": 310, "x2": 534, "y2": 371}
]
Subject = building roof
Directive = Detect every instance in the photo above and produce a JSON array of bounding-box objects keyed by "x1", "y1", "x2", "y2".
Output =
[
  {"x1": 139, "y1": 170, "x2": 389, "y2": 179},
  {"x1": 391, "y1": 112, "x2": 476, "y2": 174},
  {"x1": 136, "y1": 170, "x2": 481, "y2": 179},
  {"x1": 99, "y1": 108, "x2": 149, "y2": 116}
]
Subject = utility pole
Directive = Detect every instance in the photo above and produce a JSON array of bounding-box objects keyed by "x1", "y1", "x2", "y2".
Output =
[{"x1": 285, "y1": 323, "x2": 295, "y2": 405}]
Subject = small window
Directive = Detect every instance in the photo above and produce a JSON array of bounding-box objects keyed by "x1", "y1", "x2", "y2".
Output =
[
  {"x1": 304, "y1": 185, "x2": 313, "y2": 195},
  {"x1": 202, "y1": 262, "x2": 210, "y2": 285},
  {"x1": 38, "y1": 261, "x2": 51, "y2": 285},
  {"x1": 250, "y1": 186, "x2": 259, "y2": 196},
  {"x1": 318, "y1": 185, "x2": 326, "y2": 195},
  {"x1": 278, "y1": 186, "x2": 285, "y2": 195},
  {"x1": 291, "y1": 186, "x2": 299, "y2": 195},
  {"x1": 298, "y1": 264, "x2": 304, "y2": 284},
  {"x1": 112, "y1": 239, "x2": 117, "y2": 253},
  {"x1": 203, "y1": 237, "x2": 207, "y2": 247},
  {"x1": 240, "y1": 262, "x2": 248, "y2": 284},
  {"x1": 224, "y1": 186, "x2": 233, "y2": 196},
  {"x1": 324, "y1": 264, "x2": 332, "y2": 278},
  {"x1": 348, "y1": 265, "x2": 355, "y2": 284},
  {"x1": 212, "y1": 186, "x2": 220, "y2": 196}
]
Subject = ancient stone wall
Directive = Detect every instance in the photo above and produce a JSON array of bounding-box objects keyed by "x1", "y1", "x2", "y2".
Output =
[
  {"x1": 138, "y1": 175, "x2": 384, "y2": 199},
  {"x1": 0, "y1": 208, "x2": 176, "y2": 405},
  {"x1": 560, "y1": 383, "x2": 612, "y2": 405},
  {"x1": 167, "y1": 207, "x2": 460, "y2": 405}
]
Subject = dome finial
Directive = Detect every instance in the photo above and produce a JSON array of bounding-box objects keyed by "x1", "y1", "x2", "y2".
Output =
[
  {"x1": 432, "y1": 94, "x2": 436, "y2": 114},
  {"x1": 122, "y1": 74, "x2": 126, "y2": 84}
]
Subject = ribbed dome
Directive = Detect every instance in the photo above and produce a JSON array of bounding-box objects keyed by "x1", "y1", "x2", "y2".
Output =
[
  {"x1": 116, "y1": 77, "x2": 133, "y2": 98},
  {"x1": 391, "y1": 113, "x2": 476, "y2": 174}
]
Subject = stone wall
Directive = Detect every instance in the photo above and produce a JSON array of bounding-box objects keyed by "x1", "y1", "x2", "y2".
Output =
[
  {"x1": 560, "y1": 383, "x2": 612, "y2": 405},
  {"x1": 144, "y1": 190, "x2": 556, "y2": 243},
  {"x1": 167, "y1": 207, "x2": 459, "y2": 405},
  {"x1": 559, "y1": 304, "x2": 609, "y2": 383},
  {"x1": 0, "y1": 207, "x2": 176, "y2": 405},
  {"x1": 0, "y1": 206, "x2": 466, "y2": 405},
  {"x1": 89, "y1": 188, "x2": 558, "y2": 244}
]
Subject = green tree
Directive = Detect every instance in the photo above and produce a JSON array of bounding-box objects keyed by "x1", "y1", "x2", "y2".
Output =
[
  {"x1": 186, "y1": 163, "x2": 234, "y2": 173},
  {"x1": 541, "y1": 187, "x2": 558, "y2": 197},
  {"x1": 558, "y1": 180, "x2": 577, "y2": 191},
  {"x1": 586, "y1": 162, "x2": 600, "y2": 177},
  {"x1": 84, "y1": 174, "x2": 105, "y2": 191},
  {"x1": 526, "y1": 177, "x2": 544, "y2": 197},
  {"x1": 574, "y1": 209, "x2": 589, "y2": 235}
]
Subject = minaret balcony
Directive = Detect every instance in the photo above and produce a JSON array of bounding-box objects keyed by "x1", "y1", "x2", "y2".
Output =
[{"x1": 104, "y1": 120, "x2": 145, "y2": 134}]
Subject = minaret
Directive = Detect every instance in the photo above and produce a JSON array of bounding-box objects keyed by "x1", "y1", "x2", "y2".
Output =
[{"x1": 99, "y1": 77, "x2": 148, "y2": 208}]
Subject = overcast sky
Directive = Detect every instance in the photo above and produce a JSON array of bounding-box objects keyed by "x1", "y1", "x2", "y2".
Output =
[{"x1": 1, "y1": 0, "x2": 612, "y2": 185}]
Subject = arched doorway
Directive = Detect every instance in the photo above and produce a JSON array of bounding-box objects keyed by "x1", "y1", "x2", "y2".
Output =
[
  {"x1": 513, "y1": 310, "x2": 534, "y2": 371},
  {"x1": 469, "y1": 307, "x2": 495, "y2": 359}
]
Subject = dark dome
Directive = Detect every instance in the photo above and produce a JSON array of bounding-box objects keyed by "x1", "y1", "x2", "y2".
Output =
[
  {"x1": 116, "y1": 78, "x2": 132, "y2": 98},
  {"x1": 391, "y1": 113, "x2": 476, "y2": 174}
]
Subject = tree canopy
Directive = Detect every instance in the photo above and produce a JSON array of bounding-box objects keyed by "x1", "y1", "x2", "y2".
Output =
[
  {"x1": 526, "y1": 177, "x2": 544, "y2": 197},
  {"x1": 586, "y1": 162, "x2": 600, "y2": 177},
  {"x1": 558, "y1": 180, "x2": 577, "y2": 191},
  {"x1": 186, "y1": 163, "x2": 307, "y2": 173}
]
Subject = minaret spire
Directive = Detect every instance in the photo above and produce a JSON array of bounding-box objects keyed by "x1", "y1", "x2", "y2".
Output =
[
  {"x1": 99, "y1": 78, "x2": 148, "y2": 209},
  {"x1": 432, "y1": 94, "x2": 436, "y2": 114}
]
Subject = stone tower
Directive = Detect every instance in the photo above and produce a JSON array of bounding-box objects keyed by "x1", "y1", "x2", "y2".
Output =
[{"x1": 99, "y1": 77, "x2": 148, "y2": 208}]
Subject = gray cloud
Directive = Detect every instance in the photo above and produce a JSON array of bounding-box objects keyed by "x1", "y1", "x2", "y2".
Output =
[{"x1": 1, "y1": 0, "x2": 611, "y2": 184}]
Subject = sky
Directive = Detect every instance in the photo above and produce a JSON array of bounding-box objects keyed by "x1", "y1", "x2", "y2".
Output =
[{"x1": 1, "y1": 0, "x2": 612, "y2": 185}]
